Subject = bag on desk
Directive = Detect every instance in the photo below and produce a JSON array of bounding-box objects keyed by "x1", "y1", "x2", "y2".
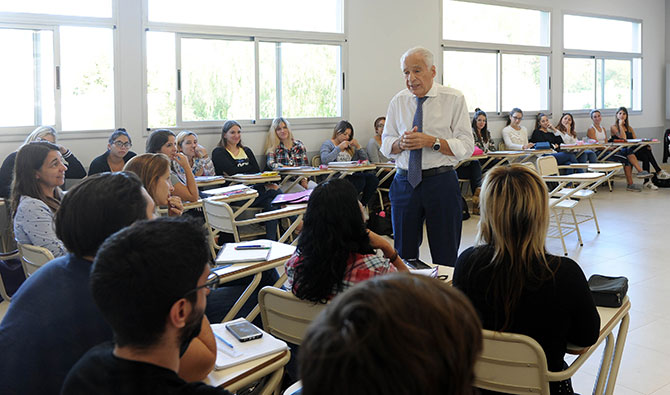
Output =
[
  {"x1": 588, "y1": 274, "x2": 628, "y2": 307},
  {"x1": 534, "y1": 141, "x2": 551, "y2": 150},
  {"x1": 367, "y1": 209, "x2": 393, "y2": 236}
]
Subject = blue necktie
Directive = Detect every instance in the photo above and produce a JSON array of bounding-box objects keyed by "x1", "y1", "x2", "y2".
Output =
[{"x1": 408, "y1": 96, "x2": 428, "y2": 188}]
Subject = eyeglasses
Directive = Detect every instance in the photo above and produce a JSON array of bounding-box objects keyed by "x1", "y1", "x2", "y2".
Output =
[
  {"x1": 113, "y1": 141, "x2": 132, "y2": 148},
  {"x1": 183, "y1": 271, "x2": 220, "y2": 297},
  {"x1": 511, "y1": 116, "x2": 523, "y2": 121}
]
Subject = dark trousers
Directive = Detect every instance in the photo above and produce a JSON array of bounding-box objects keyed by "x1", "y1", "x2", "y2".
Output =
[
  {"x1": 389, "y1": 170, "x2": 462, "y2": 266},
  {"x1": 635, "y1": 146, "x2": 661, "y2": 172},
  {"x1": 251, "y1": 185, "x2": 281, "y2": 240},
  {"x1": 346, "y1": 171, "x2": 379, "y2": 206},
  {"x1": 456, "y1": 161, "x2": 482, "y2": 194}
]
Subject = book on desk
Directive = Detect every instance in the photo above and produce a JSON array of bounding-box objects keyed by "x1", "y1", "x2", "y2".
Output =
[
  {"x1": 216, "y1": 241, "x2": 273, "y2": 264},
  {"x1": 213, "y1": 318, "x2": 288, "y2": 370}
]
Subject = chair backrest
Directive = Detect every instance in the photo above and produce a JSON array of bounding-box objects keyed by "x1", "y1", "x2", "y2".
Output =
[
  {"x1": 536, "y1": 155, "x2": 559, "y2": 177},
  {"x1": 202, "y1": 198, "x2": 238, "y2": 235},
  {"x1": 311, "y1": 155, "x2": 321, "y2": 168},
  {"x1": 18, "y1": 243, "x2": 54, "y2": 277},
  {"x1": 259, "y1": 286, "x2": 327, "y2": 345},
  {"x1": 474, "y1": 329, "x2": 551, "y2": 395}
]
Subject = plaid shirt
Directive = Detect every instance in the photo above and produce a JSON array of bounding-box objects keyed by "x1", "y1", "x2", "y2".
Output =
[
  {"x1": 266, "y1": 140, "x2": 310, "y2": 169},
  {"x1": 284, "y1": 251, "x2": 397, "y2": 300},
  {"x1": 172, "y1": 157, "x2": 215, "y2": 183}
]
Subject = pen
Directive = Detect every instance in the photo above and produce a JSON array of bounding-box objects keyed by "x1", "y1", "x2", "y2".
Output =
[
  {"x1": 235, "y1": 245, "x2": 271, "y2": 250},
  {"x1": 214, "y1": 332, "x2": 234, "y2": 349}
]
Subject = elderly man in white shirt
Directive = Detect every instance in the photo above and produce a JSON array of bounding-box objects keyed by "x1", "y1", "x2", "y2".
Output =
[{"x1": 381, "y1": 47, "x2": 474, "y2": 267}]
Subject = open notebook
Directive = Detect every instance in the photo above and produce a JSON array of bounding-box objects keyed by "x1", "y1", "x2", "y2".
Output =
[{"x1": 213, "y1": 319, "x2": 288, "y2": 370}]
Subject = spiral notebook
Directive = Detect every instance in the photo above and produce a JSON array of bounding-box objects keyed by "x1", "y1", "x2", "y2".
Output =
[{"x1": 213, "y1": 319, "x2": 288, "y2": 370}]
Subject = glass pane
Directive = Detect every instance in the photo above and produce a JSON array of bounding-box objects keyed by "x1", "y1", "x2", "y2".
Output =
[
  {"x1": 259, "y1": 42, "x2": 277, "y2": 119},
  {"x1": 60, "y1": 26, "x2": 115, "y2": 131},
  {"x1": 501, "y1": 54, "x2": 549, "y2": 112},
  {"x1": 632, "y1": 58, "x2": 641, "y2": 111},
  {"x1": 443, "y1": 0, "x2": 550, "y2": 46},
  {"x1": 147, "y1": 32, "x2": 176, "y2": 128},
  {"x1": 443, "y1": 51, "x2": 496, "y2": 112},
  {"x1": 0, "y1": 0, "x2": 111, "y2": 18},
  {"x1": 0, "y1": 29, "x2": 36, "y2": 127},
  {"x1": 181, "y1": 38, "x2": 255, "y2": 121},
  {"x1": 149, "y1": 0, "x2": 342, "y2": 33},
  {"x1": 279, "y1": 43, "x2": 340, "y2": 118},
  {"x1": 603, "y1": 59, "x2": 631, "y2": 109},
  {"x1": 564, "y1": 15, "x2": 640, "y2": 53},
  {"x1": 38, "y1": 30, "x2": 55, "y2": 126},
  {"x1": 563, "y1": 58, "x2": 595, "y2": 110}
]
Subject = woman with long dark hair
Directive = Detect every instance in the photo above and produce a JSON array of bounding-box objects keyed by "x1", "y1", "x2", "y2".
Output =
[
  {"x1": 285, "y1": 179, "x2": 407, "y2": 303},
  {"x1": 454, "y1": 165, "x2": 599, "y2": 394},
  {"x1": 146, "y1": 129, "x2": 199, "y2": 202},
  {"x1": 11, "y1": 142, "x2": 67, "y2": 257}
]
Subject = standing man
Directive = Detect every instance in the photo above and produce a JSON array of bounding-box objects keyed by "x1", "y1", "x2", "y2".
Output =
[{"x1": 381, "y1": 47, "x2": 473, "y2": 267}]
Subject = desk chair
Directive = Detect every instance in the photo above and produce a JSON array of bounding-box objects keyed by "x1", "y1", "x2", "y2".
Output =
[
  {"x1": 283, "y1": 380, "x2": 302, "y2": 395},
  {"x1": 259, "y1": 286, "x2": 327, "y2": 345},
  {"x1": 202, "y1": 198, "x2": 306, "y2": 259},
  {"x1": 0, "y1": 199, "x2": 17, "y2": 253},
  {"x1": 17, "y1": 243, "x2": 54, "y2": 277},
  {"x1": 311, "y1": 155, "x2": 321, "y2": 168}
]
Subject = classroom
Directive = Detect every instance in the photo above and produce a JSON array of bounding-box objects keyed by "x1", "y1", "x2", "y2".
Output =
[{"x1": 1, "y1": 0, "x2": 670, "y2": 394}]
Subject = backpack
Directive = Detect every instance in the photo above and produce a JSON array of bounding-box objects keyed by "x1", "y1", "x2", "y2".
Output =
[{"x1": 651, "y1": 174, "x2": 670, "y2": 188}]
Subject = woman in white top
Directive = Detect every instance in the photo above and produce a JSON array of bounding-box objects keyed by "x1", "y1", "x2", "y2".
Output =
[
  {"x1": 501, "y1": 108, "x2": 534, "y2": 150},
  {"x1": 555, "y1": 112, "x2": 597, "y2": 163},
  {"x1": 587, "y1": 109, "x2": 646, "y2": 192}
]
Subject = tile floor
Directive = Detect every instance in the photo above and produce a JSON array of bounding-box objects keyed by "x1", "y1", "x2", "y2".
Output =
[{"x1": 414, "y1": 173, "x2": 670, "y2": 394}]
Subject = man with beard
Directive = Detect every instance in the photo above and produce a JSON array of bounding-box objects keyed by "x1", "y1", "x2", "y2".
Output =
[{"x1": 62, "y1": 217, "x2": 230, "y2": 394}]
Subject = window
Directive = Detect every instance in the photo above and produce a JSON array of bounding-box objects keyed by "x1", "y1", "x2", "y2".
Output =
[
  {"x1": 442, "y1": 1, "x2": 551, "y2": 114},
  {"x1": 563, "y1": 14, "x2": 641, "y2": 112},
  {"x1": 0, "y1": 3, "x2": 116, "y2": 132},
  {"x1": 146, "y1": 1, "x2": 344, "y2": 129}
]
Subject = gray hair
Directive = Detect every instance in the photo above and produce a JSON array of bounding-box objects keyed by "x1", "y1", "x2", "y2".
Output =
[
  {"x1": 400, "y1": 47, "x2": 434, "y2": 70},
  {"x1": 24, "y1": 126, "x2": 57, "y2": 145}
]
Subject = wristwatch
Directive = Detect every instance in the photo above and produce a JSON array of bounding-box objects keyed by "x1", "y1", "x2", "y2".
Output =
[{"x1": 432, "y1": 138, "x2": 441, "y2": 151}]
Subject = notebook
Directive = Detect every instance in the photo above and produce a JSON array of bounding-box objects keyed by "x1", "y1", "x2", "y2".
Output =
[
  {"x1": 271, "y1": 189, "x2": 312, "y2": 204},
  {"x1": 201, "y1": 184, "x2": 250, "y2": 196},
  {"x1": 215, "y1": 241, "x2": 272, "y2": 264},
  {"x1": 213, "y1": 319, "x2": 289, "y2": 370}
]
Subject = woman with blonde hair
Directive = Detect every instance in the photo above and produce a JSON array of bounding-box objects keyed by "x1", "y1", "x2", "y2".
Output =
[
  {"x1": 0, "y1": 126, "x2": 86, "y2": 198},
  {"x1": 454, "y1": 165, "x2": 599, "y2": 394},
  {"x1": 176, "y1": 130, "x2": 215, "y2": 177},
  {"x1": 265, "y1": 117, "x2": 315, "y2": 191},
  {"x1": 123, "y1": 153, "x2": 183, "y2": 217}
]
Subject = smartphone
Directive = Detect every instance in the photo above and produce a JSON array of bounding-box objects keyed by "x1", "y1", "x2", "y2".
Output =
[{"x1": 225, "y1": 320, "x2": 263, "y2": 342}]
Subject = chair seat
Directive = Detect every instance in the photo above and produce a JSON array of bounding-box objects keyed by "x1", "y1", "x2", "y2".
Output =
[
  {"x1": 555, "y1": 189, "x2": 594, "y2": 199},
  {"x1": 549, "y1": 198, "x2": 579, "y2": 209}
]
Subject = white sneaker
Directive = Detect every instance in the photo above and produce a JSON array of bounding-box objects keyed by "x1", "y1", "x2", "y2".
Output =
[
  {"x1": 657, "y1": 170, "x2": 670, "y2": 180},
  {"x1": 645, "y1": 181, "x2": 659, "y2": 190}
]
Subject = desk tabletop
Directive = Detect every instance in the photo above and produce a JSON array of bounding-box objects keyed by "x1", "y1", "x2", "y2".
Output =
[
  {"x1": 213, "y1": 241, "x2": 296, "y2": 283},
  {"x1": 327, "y1": 163, "x2": 377, "y2": 172},
  {"x1": 278, "y1": 167, "x2": 333, "y2": 176},
  {"x1": 543, "y1": 172, "x2": 605, "y2": 182},
  {"x1": 375, "y1": 162, "x2": 397, "y2": 169},
  {"x1": 487, "y1": 151, "x2": 527, "y2": 157},
  {"x1": 195, "y1": 175, "x2": 227, "y2": 187},
  {"x1": 225, "y1": 173, "x2": 282, "y2": 185},
  {"x1": 205, "y1": 349, "x2": 290, "y2": 389}
]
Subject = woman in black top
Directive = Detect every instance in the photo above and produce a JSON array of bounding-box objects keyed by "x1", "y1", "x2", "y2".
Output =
[
  {"x1": 530, "y1": 113, "x2": 580, "y2": 174},
  {"x1": 88, "y1": 128, "x2": 137, "y2": 175},
  {"x1": 453, "y1": 165, "x2": 599, "y2": 394},
  {"x1": 211, "y1": 120, "x2": 281, "y2": 240},
  {"x1": 0, "y1": 126, "x2": 86, "y2": 198}
]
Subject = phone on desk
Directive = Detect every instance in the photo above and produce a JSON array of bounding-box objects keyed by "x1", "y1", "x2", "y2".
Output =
[{"x1": 226, "y1": 320, "x2": 263, "y2": 342}]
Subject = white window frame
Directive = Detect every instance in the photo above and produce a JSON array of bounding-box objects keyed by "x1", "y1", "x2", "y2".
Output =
[
  {"x1": 562, "y1": 12, "x2": 642, "y2": 115},
  {"x1": 142, "y1": 0, "x2": 347, "y2": 134},
  {"x1": 440, "y1": 0, "x2": 552, "y2": 117},
  {"x1": 0, "y1": 7, "x2": 120, "y2": 138}
]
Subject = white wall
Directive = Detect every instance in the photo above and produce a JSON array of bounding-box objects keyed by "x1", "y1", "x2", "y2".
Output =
[{"x1": 0, "y1": 0, "x2": 667, "y2": 166}]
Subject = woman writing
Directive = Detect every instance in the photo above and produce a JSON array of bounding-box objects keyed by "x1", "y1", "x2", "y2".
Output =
[
  {"x1": 454, "y1": 165, "x2": 600, "y2": 394},
  {"x1": 145, "y1": 129, "x2": 199, "y2": 202},
  {"x1": 11, "y1": 142, "x2": 68, "y2": 257}
]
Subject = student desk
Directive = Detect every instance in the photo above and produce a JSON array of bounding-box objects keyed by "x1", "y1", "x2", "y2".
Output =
[
  {"x1": 206, "y1": 349, "x2": 290, "y2": 393},
  {"x1": 326, "y1": 163, "x2": 377, "y2": 180},
  {"x1": 224, "y1": 173, "x2": 282, "y2": 185},
  {"x1": 561, "y1": 143, "x2": 604, "y2": 160},
  {"x1": 374, "y1": 162, "x2": 397, "y2": 185},
  {"x1": 563, "y1": 163, "x2": 623, "y2": 192},
  {"x1": 276, "y1": 167, "x2": 333, "y2": 191},
  {"x1": 195, "y1": 175, "x2": 227, "y2": 188},
  {"x1": 597, "y1": 140, "x2": 659, "y2": 162},
  {"x1": 481, "y1": 150, "x2": 541, "y2": 169},
  {"x1": 212, "y1": 241, "x2": 296, "y2": 323},
  {"x1": 157, "y1": 186, "x2": 259, "y2": 215}
]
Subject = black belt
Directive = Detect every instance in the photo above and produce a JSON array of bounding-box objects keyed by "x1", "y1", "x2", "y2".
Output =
[{"x1": 396, "y1": 165, "x2": 454, "y2": 178}]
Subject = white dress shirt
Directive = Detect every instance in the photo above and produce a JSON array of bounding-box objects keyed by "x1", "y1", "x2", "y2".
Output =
[{"x1": 380, "y1": 83, "x2": 474, "y2": 170}]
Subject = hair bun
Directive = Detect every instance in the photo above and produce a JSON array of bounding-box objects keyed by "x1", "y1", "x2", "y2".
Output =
[{"x1": 474, "y1": 107, "x2": 481, "y2": 112}]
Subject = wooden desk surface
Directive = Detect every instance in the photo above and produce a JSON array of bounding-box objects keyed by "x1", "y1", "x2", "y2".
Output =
[
  {"x1": 278, "y1": 167, "x2": 333, "y2": 176},
  {"x1": 327, "y1": 164, "x2": 377, "y2": 172},
  {"x1": 375, "y1": 162, "x2": 397, "y2": 169},
  {"x1": 225, "y1": 174, "x2": 282, "y2": 185}
]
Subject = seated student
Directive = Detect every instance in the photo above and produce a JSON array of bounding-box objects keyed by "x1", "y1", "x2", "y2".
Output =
[
  {"x1": 0, "y1": 126, "x2": 86, "y2": 198},
  {"x1": 587, "y1": 109, "x2": 645, "y2": 192},
  {"x1": 88, "y1": 128, "x2": 137, "y2": 175},
  {"x1": 285, "y1": 179, "x2": 408, "y2": 303},
  {"x1": 457, "y1": 111, "x2": 487, "y2": 199},
  {"x1": 472, "y1": 108, "x2": 496, "y2": 154},
  {"x1": 454, "y1": 165, "x2": 600, "y2": 395},
  {"x1": 320, "y1": 120, "x2": 379, "y2": 206},
  {"x1": 62, "y1": 217, "x2": 230, "y2": 395},
  {"x1": 11, "y1": 141, "x2": 67, "y2": 257},
  {"x1": 530, "y1": 113, "x2": 581, "y2": 174},
  {"x1": 176, "y1": 130, "x2": 216, "y2": 177},
  {"x1": 264, "y1": 117, "x2": 317, "y2": 192},
  {"x1": 0, "y1": 173, "x2": 153, "y2": 394},
  {"x1": 212, "y1": 120, "x2": 281, "y2": 240},
  {"x1": 554, "y1": 112, "x2": 598, "y2": 164},
  {"x1": 501, "y1": 108, "x2": 534, "y2": 150},
  {"x1": 611, "y1": 107, "x2": 670, "y2": 190},
  {"x1": 366, "y1": 116, "x2": 390, "y2": 163},
  {"x1": 299, "y1": 273, "x2": 483, "y2": 395},
  {"x1": 146, "y1": 129, "x2": 200, "y2": 202},
  {"x1": 124, "y1": 153, "x2": 184, "y2": 217}
]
